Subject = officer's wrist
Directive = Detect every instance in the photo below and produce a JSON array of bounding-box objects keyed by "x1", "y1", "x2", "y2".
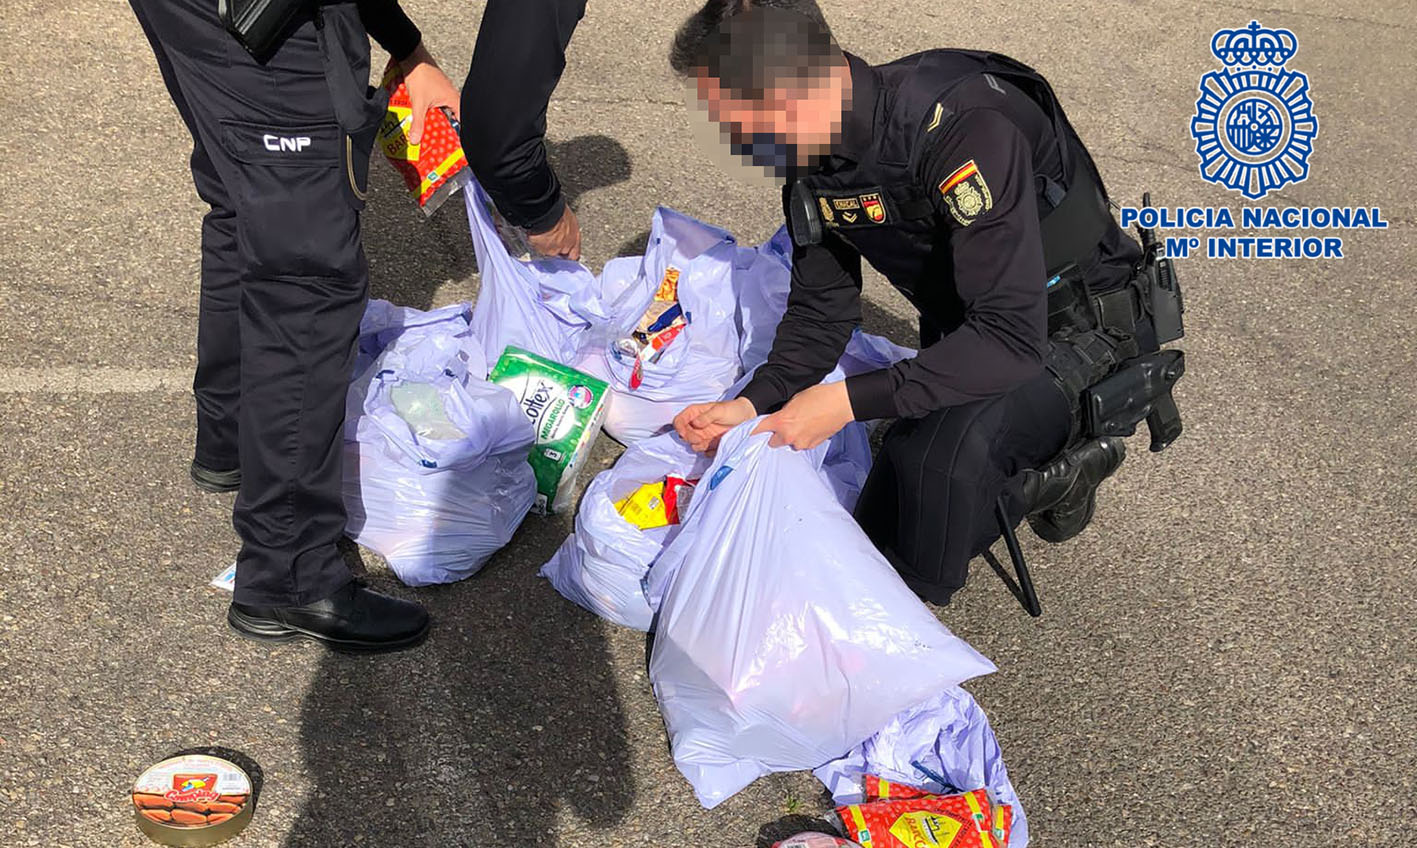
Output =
[{"x1": 397, "y1": 42, "x2": 434, "y2": 72}]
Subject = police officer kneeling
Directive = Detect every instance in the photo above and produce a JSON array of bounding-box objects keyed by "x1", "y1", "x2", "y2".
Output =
[{"x1": 671, "y1": 4, "x2": 1185, "y2": 607}]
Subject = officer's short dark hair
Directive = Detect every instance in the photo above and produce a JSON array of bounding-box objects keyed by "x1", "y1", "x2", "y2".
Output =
[{"x1": 669, "y1": 1, "x2": 839, "y2": 100}]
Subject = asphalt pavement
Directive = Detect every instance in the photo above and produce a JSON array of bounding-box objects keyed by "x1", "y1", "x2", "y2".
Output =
[{"x1": 1, "y1": 0, "x2": 1414, "y2": 846}]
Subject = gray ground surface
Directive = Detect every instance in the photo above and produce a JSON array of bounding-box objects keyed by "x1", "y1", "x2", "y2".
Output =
[{"x1": 2, "y1": 1, "x2": 1414, "y2": 845}]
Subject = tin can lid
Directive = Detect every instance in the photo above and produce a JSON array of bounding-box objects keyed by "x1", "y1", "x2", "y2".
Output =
[{"x1": 131, "y1": 754, "x2": 254, "y2": 847}]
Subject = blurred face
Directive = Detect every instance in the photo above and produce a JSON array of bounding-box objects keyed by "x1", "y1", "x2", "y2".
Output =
[{"x1": 694, "y1": 60, "x2": 850, "y2": 175}]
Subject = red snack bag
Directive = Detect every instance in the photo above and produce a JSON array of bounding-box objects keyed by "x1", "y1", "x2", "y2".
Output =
[
  {"x1": 627, "y1": 320, "x2": 686, "y2": 390},
  {"x1": 835, "y1": 788, "x2": 1007, "y2": 848},
  {"x1": 862, "y1": 775, "x2": 937, "y2": 802},
  {"x1": 661, "y1": 474, "x2": 698, "y2": 524},
  {"x1": 376, "y1": 60, "x2": 469, "y2": 215}
]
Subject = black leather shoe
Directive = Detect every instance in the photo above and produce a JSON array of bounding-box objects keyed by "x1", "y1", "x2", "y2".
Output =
[
  {"x1": 228, "y1": 582, "x2": 430, "y2": 653},
  {"x1": 191, "y1": 461, "x2": 241, "y2": 494},
  {"x1": 1024, "y1": 437, "x2": 1126, "y2": 544}
]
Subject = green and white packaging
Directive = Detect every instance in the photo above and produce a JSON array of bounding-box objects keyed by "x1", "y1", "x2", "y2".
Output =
[{"x1": 489, "y1": 346, "x2": 609, "y2": 514}]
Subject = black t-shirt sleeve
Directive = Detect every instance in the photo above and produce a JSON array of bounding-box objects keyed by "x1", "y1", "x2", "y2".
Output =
[
  {"x1": 739, "y1": 191, "x2": 863, "y2": 415},
  {"x1": 460, "y1": 0, "x2": 587, "y2": 233},
  {"x1": 844, "y1": 107, "x2": 1049, "y2": 420},
  {"x1": 357, "y1": 0, "x2": 422, "y2": 62}
]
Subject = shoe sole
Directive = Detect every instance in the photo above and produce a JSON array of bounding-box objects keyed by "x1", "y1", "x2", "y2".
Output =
[{"x1": 227, "y1": 606, "x2": 430, "y2": 654}]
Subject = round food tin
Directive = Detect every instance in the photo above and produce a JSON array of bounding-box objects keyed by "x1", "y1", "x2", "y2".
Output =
[{"x1": 131, "y1": 754, "x2": 254, "y2": 846}]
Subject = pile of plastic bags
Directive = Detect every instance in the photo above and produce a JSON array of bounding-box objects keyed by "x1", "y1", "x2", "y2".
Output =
[{"x1": 338, "y1": 177, "x2": 1028, "y2": 844}]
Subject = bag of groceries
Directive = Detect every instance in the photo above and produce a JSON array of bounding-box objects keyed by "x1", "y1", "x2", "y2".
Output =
[
  {"x1": 342, "y1": 301, "x2": 536, "y2": 586},
  {"x1": 575, "y1": 208, "x2": 794, "y2": 443},
  {"x1": 463, "y1": 176, "x2": 794, "y2": 445},
  {"x1": 815, "y1": 687, "x2": 1029, "y2": 847},
  {"x1": 644, "y1": 420, "x2": 996, "y2": 809},
  {"x1": 540, "y1": 331, "x2": 916, "y2": 629}
]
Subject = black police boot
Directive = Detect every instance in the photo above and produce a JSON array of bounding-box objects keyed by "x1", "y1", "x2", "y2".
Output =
[
  {"x1": 228, "y1": 582, "x2": 431, "y2": 653},
  {"x1": 190, "y1": 461, "x2": 241, "y2": 494},
  {"x1": 1022, "y1": 437, "x2": 1126, "y2": 544}
]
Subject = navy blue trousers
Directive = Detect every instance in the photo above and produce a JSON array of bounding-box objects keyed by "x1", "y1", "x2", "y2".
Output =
[
  {"x1": 130, "y1": 0, "x2": 385, "y2": 605},
  {"x1": 854, "y1": 369, "x2": 1070, "y2": 605}
]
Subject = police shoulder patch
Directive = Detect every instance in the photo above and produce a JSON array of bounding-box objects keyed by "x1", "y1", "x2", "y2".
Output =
[
  {"x1": 938, "y1": 159, "x2": 993, "y2": 226},
  {"x1": 860, "y1": 192, "x2": 887, "y2": 223}
]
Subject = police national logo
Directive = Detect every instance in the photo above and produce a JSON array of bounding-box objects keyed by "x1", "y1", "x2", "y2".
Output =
[
  {"x1": 1191, "y1": 21, "x2": 1318, "y2": 200},
  {"x1": 939, "y1": 160, "x2": 992, "y2": 226}
]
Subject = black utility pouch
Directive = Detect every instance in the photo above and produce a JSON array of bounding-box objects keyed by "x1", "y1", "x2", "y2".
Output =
[
  {"x1": 1044, "y1": 263, "x2": 1098, "y2": 337},
  {"x1": 219, "y1": 0, "x2": 308, "y2": 60}
]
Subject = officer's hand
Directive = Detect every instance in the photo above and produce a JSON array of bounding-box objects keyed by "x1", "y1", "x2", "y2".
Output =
[
  {"x1": 400, "y1": 43, "x2": 460, "y2": 146},
  {"x1": 527, "y1": 204, "x2": 582, "y2": 262},
  {"x1": 674, "y1": 397, "x2": 757, "y2": 454},
  {"x1": 752, "y1": 382, "x2": 854, "y2": 451}
]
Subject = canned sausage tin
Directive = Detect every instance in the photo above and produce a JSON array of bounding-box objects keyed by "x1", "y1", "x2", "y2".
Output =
[{"x1": 131, "y1": 754, "x2": 254, "y2": 846}]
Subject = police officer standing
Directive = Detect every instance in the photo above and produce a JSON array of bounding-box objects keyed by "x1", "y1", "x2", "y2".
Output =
[
  {"x1": 671, "y1": 5, "x2": 1180, "y2": 605},
  {"x1": 129, "y1": 0, "x2": 464, "y2": 651}
]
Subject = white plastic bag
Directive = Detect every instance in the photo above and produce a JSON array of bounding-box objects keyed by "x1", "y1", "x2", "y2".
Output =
[
  {"x1": 575, "y1": 207, "x2": 752, "y2": 443},
  {"x1": 343, "y1": 300, "x2": 537, "y2": 587},
  {"x1": 538, "y1": 429, "x2": 711, "y2": 630},
  {"x1": 815, "y1": 330, "x2": 918, "y2": 511},
  {"x1": 814, "y1": 686, "x2": 1030, "y2": 847},
  {"x1": 465, "y1": 180, "x2": 614, "y2": 369},
  {"x1": 540, "y1": 330, "x2": 913, "y2": 629},
  {"x1": 734, "y1": 226, "x2": 793, "y2": 370},
  {"x1": 645, "y1": 421, "x2": 997, "y2": 809},
  {"x1": 464, "y1": 175, "x2": 795, "y2": 445}
]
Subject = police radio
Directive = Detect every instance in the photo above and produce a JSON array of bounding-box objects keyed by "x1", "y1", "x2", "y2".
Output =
[{"x1": 1136, "y1": 191, "x2": 1186, "y2": 345}]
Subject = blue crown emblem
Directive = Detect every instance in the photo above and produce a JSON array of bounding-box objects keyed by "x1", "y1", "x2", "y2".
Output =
[
  {"x1": 1211, "y1": 21, "x2": 1297, "y2": 67},
  {"x1": 1191, "y1": 21, "x2": 1318, "y2": 200}
]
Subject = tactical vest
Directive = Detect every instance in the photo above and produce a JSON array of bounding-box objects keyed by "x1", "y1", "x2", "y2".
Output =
[{"x1": 791, "y1": 50, "x2": 1119, "y2": 329}]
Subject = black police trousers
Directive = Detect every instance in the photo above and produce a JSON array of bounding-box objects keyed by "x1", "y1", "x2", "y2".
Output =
[
  {"x1": 853, "y1": 369, "x2": 1071, "y2": 606},
  {"x1": 130, "y1": 0, "x2": 385, "y2": 606}
]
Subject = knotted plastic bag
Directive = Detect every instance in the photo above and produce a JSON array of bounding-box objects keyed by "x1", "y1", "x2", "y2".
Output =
[{"x1": 343, "y1": 300, "x2": 536, "y2": 586}]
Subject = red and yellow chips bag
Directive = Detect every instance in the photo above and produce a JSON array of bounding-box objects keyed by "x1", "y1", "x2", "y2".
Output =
[
  {"x1": 376, "y1": 60, "x2": 469, "y2": 215},
  {"x1": 835, "y1": 787, "x2": 1012, "y2": 848},
  {"x1": 863, "y1": 775, "x2": 937, "y2": 802}
]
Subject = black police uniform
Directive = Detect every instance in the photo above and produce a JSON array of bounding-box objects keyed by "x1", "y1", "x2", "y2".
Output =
[
  {"x1": 460, "y1": 0, "x2": 588, "y2": 233},
  {"x1": 739, "y1": 50, "x2": 1149, "y2": 605},
  {"x1": 133, "y1": 0, "x2": 595, "y2": 613},
  {"x1": 129, "y1": 0, "x2": 423, "y2": 607}
]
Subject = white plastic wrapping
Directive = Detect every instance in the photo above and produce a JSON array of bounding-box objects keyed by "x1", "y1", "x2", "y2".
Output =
[
  {"x1": 342, "y1": 301, "x2": 536, "y2": 586},
  {"x1": 645, "y1": 421, "x2": 997, "y2": 809},
  {"x1": 814, "y1": 686, "x2": 1030, "y2": 847}
]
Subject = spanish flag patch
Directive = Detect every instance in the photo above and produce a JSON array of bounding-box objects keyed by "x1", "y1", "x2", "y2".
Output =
[{"x1": 938, "y1": 159, "x2": 993, "y2": 226}]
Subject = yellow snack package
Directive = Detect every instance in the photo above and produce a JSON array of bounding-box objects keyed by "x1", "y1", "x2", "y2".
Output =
[{"x1": 615, "y1": 481, "x2": 670, "y2": 530}]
